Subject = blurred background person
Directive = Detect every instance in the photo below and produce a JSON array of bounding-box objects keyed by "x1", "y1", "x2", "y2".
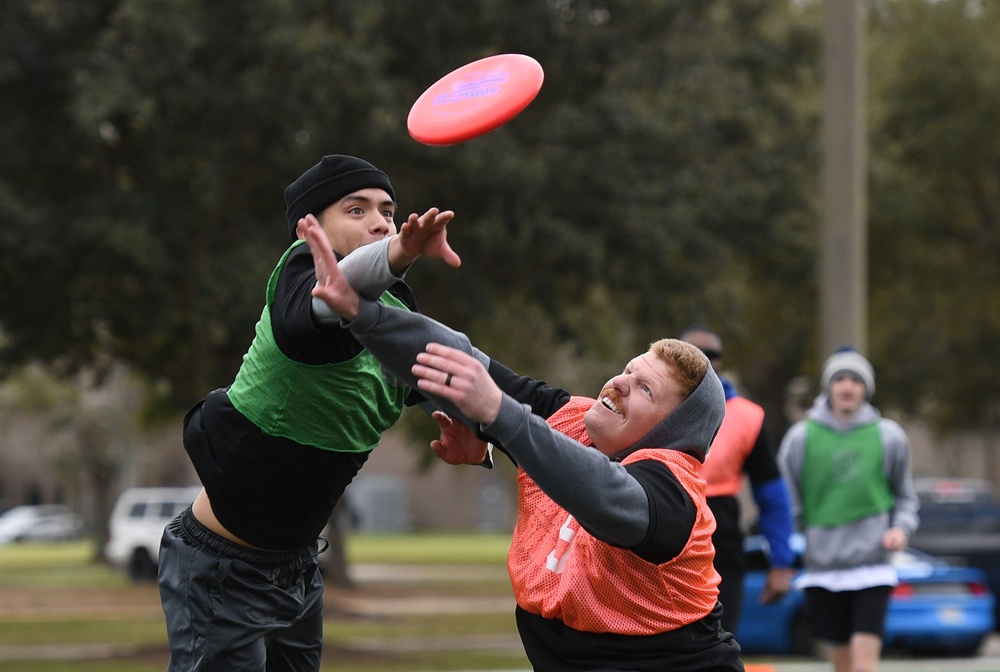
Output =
[
  {"x1": 778, "y1": 347, "x2": 920, "y2": 672},
  {"x1": 680, "y1": 326, "x2": 795, "y2": 636}
]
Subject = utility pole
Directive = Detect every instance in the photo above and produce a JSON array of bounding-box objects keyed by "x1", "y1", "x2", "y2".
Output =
[{"x1": 821, "y1": 0, "x2": 868, "y2": 359}]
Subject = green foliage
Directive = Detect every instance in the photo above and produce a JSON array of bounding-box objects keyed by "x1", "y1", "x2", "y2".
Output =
[
  {"x1": 0, "y1": 0, "x2": 820, "y2": 422},
  {"x1": 868, "y1": 0, "x2": 1000, "y2": 432},
  {"x1": 3, "y1": 0, "x2": 996, "y2": 438}
]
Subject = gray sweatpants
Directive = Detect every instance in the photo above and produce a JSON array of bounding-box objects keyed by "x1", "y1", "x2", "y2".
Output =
[{"x1": 158, "y1": 507, "x2": 325, "y2": 671}]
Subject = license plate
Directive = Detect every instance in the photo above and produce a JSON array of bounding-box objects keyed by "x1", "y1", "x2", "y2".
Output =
[{"x1": 937, "y1": 607, "x2": 966, "y2": 624}]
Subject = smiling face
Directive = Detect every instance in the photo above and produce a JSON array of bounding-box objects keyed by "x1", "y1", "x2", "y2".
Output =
[
  {"x1": 317, "y1": 188, "x2": 397, "y2": 256},
  {"x1": 583, "y1": 350, "x2": 686, "y2": 457}
]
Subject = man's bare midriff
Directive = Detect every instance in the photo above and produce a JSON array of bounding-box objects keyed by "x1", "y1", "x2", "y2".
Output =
[{"x1": 191, "y1": 488, "x2": 281, "y2": 552}]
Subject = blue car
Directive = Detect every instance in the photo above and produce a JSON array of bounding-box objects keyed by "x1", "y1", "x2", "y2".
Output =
[{"x1": 736, "y1": 533, "x2": 996, "y2": 657}]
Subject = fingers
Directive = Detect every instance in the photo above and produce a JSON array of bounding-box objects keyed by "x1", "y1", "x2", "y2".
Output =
[
  {"x1": 425, "y1": 341, "x2": 468, "y2": 358},
  {"x1": 432, "y1": 209, "x2": 455, "y2": 227},
  {"x1": 419, "y1": 208, "x2": 453, "y2": 223},
  {"x1": 295, "y1": 214, "x2": 321, "y2": 240},
  {"x1": 407, "y1": 208, "x2": 455, "y2": 231},
  {"x1": 305, "y1": 231, "x2": 336, "y2": 282},
  {"x1": 429, "y1": 439, "x2": 449, "y2": 460},
  {"x1": 429, "y1": 211, "x2": 461, "y2": 266},
  {"x1": 415, "y1": 343, "x2": 463, "y2": 367},
  {"x1": 297, "y1": 220, "x2": 361, "y2": 318},
  {"x1": 412, "y1": 367, "x2": 455, "y2": 396},
  {"x1": 412, "y1": 343, "x2": 501, "y2": 424},
  {"x1": 429, "y1": 412, "x2": 463, "y2": 465},
  {"x1": 431, "y1": 410, "x2": 453, "y2": 431},
  {"x1": 413, "y1": 356, "x2": 464, "y2": 389},
  {"x1": 439, "y1": 239, "x2": 461, "y2": 268},
  {"x1": 396, "y1": 208, "x2": 460, "y2": 266},
  {"x1": 882, "y1": 528, "x2": 907, "y2": 551},
  {"x1": 409, "y1": 208, "x2": 438, "y2": 227},
  {"x1": 412, "y1": 344, "x2": 478, "y2": 386},
  {"x1": 404, "y1": 210, "x2": 428, "y2": 232},
  {"x1": 298, "y1": 218, "x2": 332, "y2": 271}
]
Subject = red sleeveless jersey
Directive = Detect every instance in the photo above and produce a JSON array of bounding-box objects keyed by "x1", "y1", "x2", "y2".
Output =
[
  {"x1": 701, "y1": 396, "x2": 765, "y2": 498},
  {"x1": 507, "y1": 396, "x2": 721, "y2": 634}
]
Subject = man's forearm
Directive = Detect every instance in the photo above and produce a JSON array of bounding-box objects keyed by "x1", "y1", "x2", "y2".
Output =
[
  {"x1": 345, "y1": 299, "x2": 489, "y2": 425},
  {"x1": 312, "y1": 238, "x2": 403, "y2": 324},
  {"x1": 483, "y1": 395, "x2": 650, "y2": 547}
]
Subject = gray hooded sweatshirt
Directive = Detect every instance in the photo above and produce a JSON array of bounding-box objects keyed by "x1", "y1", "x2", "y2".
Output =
[{"x1": 778, "y1": 394, "x2": 920, "y2": 576}]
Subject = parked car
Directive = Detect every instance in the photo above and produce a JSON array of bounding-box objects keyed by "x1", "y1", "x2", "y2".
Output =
[
  {"x1": 908, "y1": 477, "x2": 1000, "y2": 630},
  {"x1": 736, "y1": 532, "x2": 996, "y2": 658},
  {"x1": 0, "y1": 504, "x2": 85, "y2": 544},
  {"x1": 105, "y1": 486, "x2": 200, "y2": 582}
]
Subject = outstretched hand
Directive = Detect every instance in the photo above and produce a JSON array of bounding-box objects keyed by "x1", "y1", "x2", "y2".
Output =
[
  {"x1": 297, "y1": 217, "x2": 361, "y2": 320},
  {"x1": 429, "y1": 411, "x2": 489, "y2": 465},
  {"x1": 395, "y1": 207, "x2": 461, "y2": 269},
  {"x1": 412, "y1": 343, "x2": 504, "y2": 425}
]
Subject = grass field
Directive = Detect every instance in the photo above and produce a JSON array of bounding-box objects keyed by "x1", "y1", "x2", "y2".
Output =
[
  {"x1": 0, "y1": 534, "x2": 530, "y2": 672},
  {"x1": 0, "y1": 536, "x2": 831, "y2": 672}
]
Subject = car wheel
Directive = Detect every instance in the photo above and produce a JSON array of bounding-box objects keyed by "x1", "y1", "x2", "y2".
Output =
[
  {"x1": 789, "y1": 610, "x2": 816, "y2": 657},
  {"x1": 128, "y1": 548, "x2": 159, "y2": 583}
]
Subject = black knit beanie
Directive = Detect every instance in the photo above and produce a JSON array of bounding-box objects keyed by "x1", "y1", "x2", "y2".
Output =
[{"x1": 284, "y1": 155, "x2": 396, "y2": 241}]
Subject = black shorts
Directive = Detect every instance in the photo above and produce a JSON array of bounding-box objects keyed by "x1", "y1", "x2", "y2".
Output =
[{"x1": 804, "y1": 585, "x2": 893, "y2": 644}]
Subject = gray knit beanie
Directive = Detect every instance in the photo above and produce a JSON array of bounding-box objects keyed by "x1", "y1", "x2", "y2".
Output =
[
  {"x1": 284, "y1": 155, "x2": 395, "y2": 241},
  {"x1": 821, "y1": 347, "x2": 875, "y2": 399}
]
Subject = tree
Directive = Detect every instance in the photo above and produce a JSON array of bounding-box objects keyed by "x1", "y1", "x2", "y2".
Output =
[
  {"x1": 0, "y1": 2, "x2": 123, "y2": 378},
  {"x1": 0, "y1": 362, "x2": 147, "y2": 560},
  {"x1": 1, "y1": 0, "x2": 830, "y2": 582},
  {"x1": 867, "y1": 0, "x2": 1000, "y2": 444},
  {"x1": 2, "y1": 0, "x2": 820, "y2": 423}
]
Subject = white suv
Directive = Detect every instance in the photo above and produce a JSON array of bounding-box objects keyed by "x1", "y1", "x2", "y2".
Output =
[{"x1": 105, "y1": 486, "x2": 200, "y2": 582}]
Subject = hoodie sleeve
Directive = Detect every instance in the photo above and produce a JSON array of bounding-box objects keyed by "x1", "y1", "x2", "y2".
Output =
[
  {"x1": 482, "y1": 395, "x2": 651, "y2": 548},
  {"x1": 344, "y1": 298, "x2": 490, "y2": 428},
  {"x1": 880, "y1": 418, "x2": 920, "y2": 538},
  {"x1": 777, "y1": 420, "x2": 809, "y2": 523},
  {"x1": 312, "y1": 237, "x2": 403, "y2": 323}
]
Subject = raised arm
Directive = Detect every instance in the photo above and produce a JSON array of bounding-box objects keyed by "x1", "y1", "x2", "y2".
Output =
[
  {"x1": 299, "y1": 216, "x2": 487, "y2": 427},
  {"x1": 414, "y1": 345, "x2": 650, "y2": 549},
  {"x1": 299, "y1": 217, "x2": 649, "y2": 546},
  {"x1": 300, "y1": 206, "x2": 459, "y2": 323},
  {"x1": 389, "y1": 207, "x2": 460, "y2": 273}
]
